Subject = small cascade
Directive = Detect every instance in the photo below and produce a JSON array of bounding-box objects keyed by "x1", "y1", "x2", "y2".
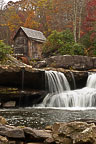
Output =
[
  {"x1": 21, "y1": 67, "x2": 25, "y2": 91},
  {"x1": 70, "y1": 71, "x2": 76, "y2": 89},
  {"x1": 38, "y1": 71, "x2": 96, "y2": 108},
  {"x1": 86, "y1": 73, "x2": 96, "y2": 88},
  {"x1": 45, "y1": 71, "x2": 70, "y2": 93}
]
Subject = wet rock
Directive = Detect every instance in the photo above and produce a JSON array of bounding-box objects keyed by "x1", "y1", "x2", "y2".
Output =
[
  {"x1": 0, "y1": 116, "x2": 7, "y2": 125},
  {"x1": 44, "y1": 137, "x2": 55, "y2": 144},
  {"x1": 23, "y1": 127, "x2": 52, "y2": 142},
  {"x1": 3, "y1": 101, "x2": 16, "y2": 108},
  {"x1": 1, "y1": 121, "x2": 96, "y2": 144},
  {"x1": 0, "y1": 135, "x2": 8, "y2": 144},
  {"x1": 0, "y1": 124, "x2": 25, "y2": 139},
  {"x1": 45, "y1": 125, "x2": 52, "y2": 131},
  {"x1": 74, "y1": 119, "x2": 96, "y2": 125},
  {"x1": 8, "y1": 142, "x2": 24, "y2": 144},
  {"x1": 52, "y1": 121, "x2": 96, "y2": 144},
  {"x1": 27, "y1": 142, "x2": 44, "y2": 144},
  {"x1": 46, "y1": 55, "x2": 94, "y2": 70},
  {"x1": 33, "y1": 60, "x2": 47, "y2": 68},
  {"x1": 0, "y1": 65, "x2": 45, "y2": 90},
  {"x1": 0, "y1": 88, "x2": 46, "y2": 107},
  {"x1": 8, "y1": 141, "x2": 16, "y2": 144}
]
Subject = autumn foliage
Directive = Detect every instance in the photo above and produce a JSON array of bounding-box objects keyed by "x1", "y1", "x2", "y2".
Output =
[{"x1": 0, "y1": 0, "x2": 96, "y2": 56}]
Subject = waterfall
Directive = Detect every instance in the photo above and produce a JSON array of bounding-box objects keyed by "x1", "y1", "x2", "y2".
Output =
[
  {"x1": 70, "y1": 71, "x2": 76, "y2": 89},
  {"x1": 38, "y1": 71, "x2": 96, "y2": 108},
  {"x1": 86, "y1": 73, "x2": 96, "y2": 88},
  {"x1": 45, "y1": 71, "x2": 70, "y2": 93}
]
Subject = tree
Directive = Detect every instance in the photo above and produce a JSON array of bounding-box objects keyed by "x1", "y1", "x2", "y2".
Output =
[
  {"x1": 43, "y1": 30, "x2": 84, "y2": 57},
  {"x1": 72, "y1": 0, "x2": 86, "y2": 42},
  {"x1": 24, "y1": 10, "x2": 39, "y2": 29},
  {"x1": 82, "y1": 0, "x2": 96, "y2": 33},
  {"x1": 80, "y1": 0, "x2": 96, "y2": 56}
]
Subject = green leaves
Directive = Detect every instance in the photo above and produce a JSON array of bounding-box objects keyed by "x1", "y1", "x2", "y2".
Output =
[
  {"x1": 0, "y1": 40, "x2": 13, "y2": 60},
  {"x1": 43, "y1": 30, "x2": 85, "y2": 57}
]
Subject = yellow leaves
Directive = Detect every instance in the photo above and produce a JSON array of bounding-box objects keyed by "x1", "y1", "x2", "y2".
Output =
[
  {"x1": 24, "y1": 10, "x2": 39, "y2": 29},
  {"x1": 0, "y1": 24, "x2": 7, "y2": 26},
  {"x1": 5, "y1": 7, "x2": 23, "y2": 32},
  {"x1": 37, "y1": 0, "x2": 48, "y2": 8}
]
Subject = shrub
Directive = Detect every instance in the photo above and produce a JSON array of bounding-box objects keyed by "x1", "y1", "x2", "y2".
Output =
[
  {"x1": 43, "y1": 30, "x2": 85, "y2": 56},
  {"x1": 71, "y1": 43, "x2": 84, "y2": 55},
  {"x1": 80, "y1": 31, "x2": 96, "y2": 56},
  {"x1": 0, "y1": 40, "x2": 13, "y2": 61}
]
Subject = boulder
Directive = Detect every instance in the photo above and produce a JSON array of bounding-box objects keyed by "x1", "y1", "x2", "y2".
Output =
[
  {"x1": 27, "y1": 142, "x2": 44, "y2": 144},
  {"x1": 23, "y1": 127, "x2": 52, "y2": 142},
  {"x1": 3, "y1": 101, "x2": 16, "y2": 108},
  {"x1": 0, "y1": 135, "x2": 8, "y2": 144},
  {"x1": 46, "y1": 55, "x2": 94, "y2": 70},
  {"x1": 8, "y1": 141, "x2": 16, "y2": 144},
  {"x1": 0, "y1": 124, "x2": 25, "y2": 139},
  {"x1": 52, "y1": 121, "x2": 96, "y2": 144},
  {"x1": 0, "y1": 116, "x2": 7, "y2": 125},
  {"x1": 33, "y1": 60, "x2": 47, "y2": 68}
]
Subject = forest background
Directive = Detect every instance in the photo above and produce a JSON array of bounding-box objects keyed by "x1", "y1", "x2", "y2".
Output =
[{"x1": 0, "y1": 0, "x2": 96, "y2": 57}]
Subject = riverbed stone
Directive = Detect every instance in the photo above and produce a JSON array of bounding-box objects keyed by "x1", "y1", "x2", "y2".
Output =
[
  {"x1": 0, "y1": 124, "x2": 25, "y2": 139},
  {"x1": 52, "y1": 121, "x2": 96, "y2": 144},
  {"x1": 45, "y1": 125, "x2": 52, "y2": 131},
  {"x1": 33, "y1": 60, "x2": 47, "y2": 68},
  {"x1": 3, "y1": 101, "x2": 16, "y2": 108},
  {"x1": 23, "y1": 127, "x2": 52, "y2": 142},
  {"x1": 44, "y1": 137, "x2": 55, "y2": 144},
  {"x1": 8, "y1": 141, "x2": 24, "y2": 144},
  {"x1": 0, "y1": 116, "x2": 7, "y2": 125},
  {"x1": 8, "y1": 141, "x2": 16, "y2": 144},
  {"x1": 27, "y1": 142, "x2": 44, "y2": 144},
  {"x1": 0, "y1": 135, "x2": 8, "y2": 144}
]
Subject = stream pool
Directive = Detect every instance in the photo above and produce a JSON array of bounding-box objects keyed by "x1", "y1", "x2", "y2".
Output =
[{"x1": 0, "y1": 107, "x2": 96, "y2": 129}]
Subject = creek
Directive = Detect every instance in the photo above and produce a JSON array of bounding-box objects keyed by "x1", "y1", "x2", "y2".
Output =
[
  {"x1": 0, "y1": 108, "x2": 96, "y2": 129},
  {"x1": 1, "y1": 71, "x2": 96, "y2": 129},
  {"x1": 36, "y1": 71, "x2": 96, "y2": 107}
]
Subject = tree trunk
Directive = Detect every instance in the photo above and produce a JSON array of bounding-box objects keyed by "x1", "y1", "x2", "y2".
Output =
[
  {"x1": 73, "y1": 0, "x2": 77, "y2": 43},
  {"x1": 78, "y1": 0, "x2": 85, "y2": 41}
]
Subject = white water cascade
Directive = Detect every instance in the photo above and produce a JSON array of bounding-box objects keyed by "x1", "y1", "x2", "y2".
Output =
[
  {"x1": 45, "y1": 71, "x2": 70, "y2": 93},
  {"x1": 39, "y1": 71, "x2": 96, "y2": 108}
]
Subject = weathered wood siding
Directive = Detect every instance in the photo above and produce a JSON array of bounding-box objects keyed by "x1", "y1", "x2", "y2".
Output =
[
  {"x1": 37, "y1": 42, "x2": 42, "y2": 58},
  {"x1": 14, "y1": 29, "x2": 43, "y2": 59},
  {"x1": 28, "y1": 40, "x2": 32, "y2": 58},
  {"x1": 28, "y1": 41, "x2": 42, "y2": 59},
  {"x1": 14, "y1": 29, "x2": 28, "y2": 55}
]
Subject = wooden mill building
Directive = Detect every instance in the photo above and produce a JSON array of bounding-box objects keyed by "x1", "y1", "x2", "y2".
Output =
[{"x1": 13, "y1": 27, "x2": 46, "y2": 59}]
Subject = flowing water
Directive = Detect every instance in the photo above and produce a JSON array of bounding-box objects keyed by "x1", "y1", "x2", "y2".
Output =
[
  {"x1": 70, "y1": 71, "x2": 76, "y2": 89},
  {"x1": 0, "y1": 108, "x2": 96, "y2": 129},
  {"x1": 37, "y1": 71, "x2": 96, "y2": 107},
  {"x1": 1, "y1": 71, "x2": 96, "y2": 129},
  {"x1": 45, "y1": 71, "x2": 70, "y2": 93}
]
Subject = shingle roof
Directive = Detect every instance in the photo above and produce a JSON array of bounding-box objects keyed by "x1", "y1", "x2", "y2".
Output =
[
  {"x1": 14, "y1": 26, "x2": 46, "y2": 42},
  {"x1": 21, "y1": 27, "x2": 46, "y2": 42}
]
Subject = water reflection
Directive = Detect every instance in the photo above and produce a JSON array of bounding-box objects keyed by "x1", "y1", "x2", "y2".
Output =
[{"x1": 0, "y1": 108, "x2": 96, "y2": 129}]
